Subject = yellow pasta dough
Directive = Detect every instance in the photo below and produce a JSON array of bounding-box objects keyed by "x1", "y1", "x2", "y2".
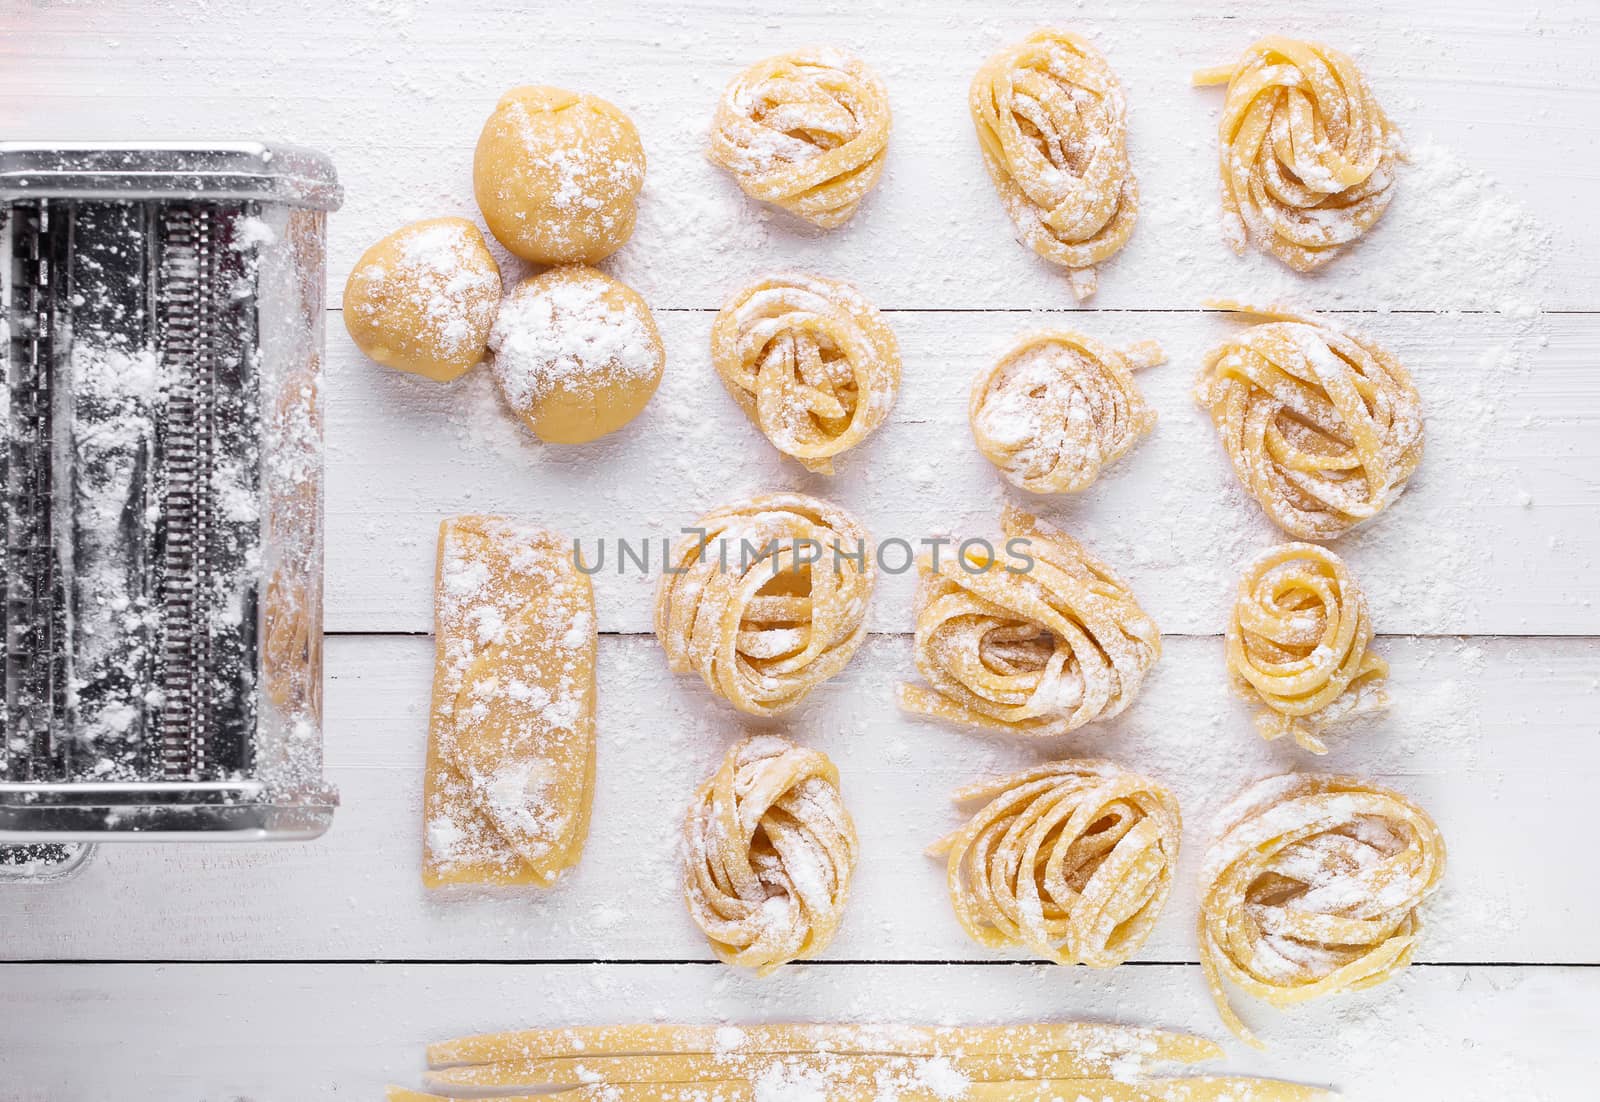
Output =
[
  {"x1": 971, "y1": 30, "x2": 1138, "y2": 299},
  {"x1": 1195, "y1": 301, "x2": 1424, "y2": 540},
  {"x1": 711, "y1": 273, "x2": 901, "y2": 473},
  {"x1": 398, "y1": 1020, "x2": 1334, "y2": 1101},
  {"x1": 899, "y1": 507, "x2": 1160, "y2": 737},
  {"x1": 1199, "y1": 773, "x2": 1445, "y2": 1048},
  {"x1": 930, "y1": 760, "x2": 1180, "y2": 968},
  {"x1": 683, "y1": 736, "x2": 858, "y2": 975},
  {"x1": 708, "y1": 48, "x2": 891, "y2": 229},
  {"x1": 342, "y1": 218, "x2": 502, "y2": 382},
  {"x1": 422, "y1": 517, "x2": 596, "y2": 888},
  {"x1": 969, "y1": 330, "x2": 1163, "y2": 494},
  {"x1": 395, "y1": 1080, "x2": 1331, "y2": 1102},
  {"x1": 1193, "y1": 37, "x2": 1400, "y2": 271},
  {"x1": 655, "y1": 492, "x2": 873, "y2": 716},
  {"x1": 1228, "y1": 543, "x2": 1388, "y2": 753},
  {"x1": 474, "y1": 85, "x2": 645, "y2": 265},
  {"x1": 489, "y1": 266, "x2": 665, "y2": 445}
]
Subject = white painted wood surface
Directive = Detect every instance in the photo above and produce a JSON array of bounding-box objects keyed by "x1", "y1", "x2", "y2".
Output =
[
  {"x1": 5, "y1": 964, "x2": 1597, "y2": 1101},
  {"x1": 3, "y1": 0, "x2": 1598, "y2": 1099},
  {"x1": 3, "y1": 0, "x2": 1593, "y2": 311},
  {"x1": 3, "y1": 633, "x2": 1595, "y2": 965},
  {"x1": 319, "y1": 310, "x2": 1600, "y2": 637}
]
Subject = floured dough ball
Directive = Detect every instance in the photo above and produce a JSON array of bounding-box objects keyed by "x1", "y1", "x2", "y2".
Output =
[
  {"x1": 489, "y1": 266, "x2": 665, "y2": 444},
  {"x1": 342, "y1": 217, "x2": 501, "y2": 382},
  {"x1": 474, "y1": 85, "x2": 646, "y2": 265}
]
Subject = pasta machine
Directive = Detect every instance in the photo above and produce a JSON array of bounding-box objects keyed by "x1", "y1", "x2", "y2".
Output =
[{"x1": 0, "y1": 143, "x2": 341, "y2": 879}]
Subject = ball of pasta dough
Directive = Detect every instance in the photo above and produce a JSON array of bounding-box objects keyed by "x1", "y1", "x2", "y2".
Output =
[
  {"x1": 342, "y1": 217, "x2": 502, "y2": 382},
  {"x1": 473, "y1": 85, "x2": 646, "y2": 265},
  {"x1": 488, "y1": 266, "x2": 665, "y2": 444}
]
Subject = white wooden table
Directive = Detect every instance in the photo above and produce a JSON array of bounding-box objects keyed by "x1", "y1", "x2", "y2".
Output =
[{"x1": 3, "y1": 2, "x2": 1598, "y2": 1099}]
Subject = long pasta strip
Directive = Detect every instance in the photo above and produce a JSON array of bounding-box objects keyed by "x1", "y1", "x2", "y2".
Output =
[
  {"x1": 398, "y1": 1021, "x2": 1335, "y2": 1102},
  {"x1": 426, "y1": 1021, "x2": 1219, "y2": 1068},
  {"x1": 397, "y1": 1077, "x2": 1331, "y2": 1102}
]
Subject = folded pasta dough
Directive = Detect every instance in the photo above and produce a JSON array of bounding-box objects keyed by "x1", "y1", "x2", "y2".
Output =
[{"x1": 423, "y1": 517, "x2": 597, "y2": 888}]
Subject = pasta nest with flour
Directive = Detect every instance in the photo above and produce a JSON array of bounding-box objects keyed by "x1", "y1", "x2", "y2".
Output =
[
  {"x1": 682, "y1": 735, "x2": 858, "y2": 975},
  {"x1": 969, "y1": 329, "x2": 1163, "y2": 494},
  {"x1": 970, "y1": 29, "x2": 1139, "y2": 299},
  {"x1": 898, "y1": 507, "x2": 1160, "y2": 737},
  {"x1": 711, "y1": 273, "x2": 901, "y2": 474},
  {"x1": 929, "y1": 759, "x2": 1181, "y2": 968},
  {"x1": 1195, "y1": 302, "x2": 1424, "y2": 540},
  {"x1": 708, "y1": 48, "x2": 891, "y2": 229},
  {"x1": 1198, "y1": 772, "x2": 1446, "y2": 1047},
  {"x1": 1227, "y1": 542, "x2": 1388, "y2": 754},
  {"x1": 1193, "y1": 36, "x2": 1401, "y2": 271},
  {"x1": 655, "y1": 492, "x2": 874, "y2": 716}
]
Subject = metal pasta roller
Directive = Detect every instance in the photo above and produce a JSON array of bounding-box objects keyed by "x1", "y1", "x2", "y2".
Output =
[{"x1": 0, "y1": 143, "x2": 341, "y2": 879}]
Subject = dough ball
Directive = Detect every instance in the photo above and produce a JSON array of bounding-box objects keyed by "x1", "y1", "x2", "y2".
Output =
[
  {"x1": 342, "y1": 217, "x2": 501, "y2": 382},
  {"x1": 473, "y1": 86, "x2": 646, "y2": 265},
  {"x1": 489, "y1": 267, "x2": 665, "y2": 444}
]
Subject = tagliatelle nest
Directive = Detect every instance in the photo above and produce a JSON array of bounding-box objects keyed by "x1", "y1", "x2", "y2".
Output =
[
  {"x1": 1195, "y1": 301, "x2": 1424, "y2": 540},
  {"x1": 971, "y1": 29, "x2": 1139, "y2": 299},
  {"x1": 1193, "y1": 36, "x2": 1401, "y2": 270},
  {"x1": 654, "y1": 492, "x2": 874, "y2": 716},
  {"x1": 682, "y1": 735, "x2": 858, "y2": 975},
  {"x1": 711, "y1": 273, "x2": 900, "y2": 474},
  {"x1": 930, "y1": 759, "x2": 1181, "y2": 968},
  {"x1": 898, "y1": 506, "x2": 1160, "y2": 737},
  {"x1": 708, "y1": 48, "x2": 891, "y2": 229}
]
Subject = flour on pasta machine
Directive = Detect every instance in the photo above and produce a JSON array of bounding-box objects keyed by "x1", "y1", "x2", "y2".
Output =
[{"x1": 0, "y1": 144, "x2": 341, "y2": 879}]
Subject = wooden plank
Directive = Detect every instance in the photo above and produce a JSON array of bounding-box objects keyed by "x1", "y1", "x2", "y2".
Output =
[
  {"x1": 3, "y1": 633, "x2": 1593, "y2": 964},
  {"x1": 0, "y1": 0, "x2": 1592, "y2": 309},
  {"x1": 1, "y1": 961, "x2": 1593, "y2": 1098},
  {"x1": 324, "y1": 309, "x2": 1600, "y2": 636}
]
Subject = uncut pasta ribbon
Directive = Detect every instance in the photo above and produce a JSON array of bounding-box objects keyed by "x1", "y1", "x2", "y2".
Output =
[
  {"x1": 1193, "y1": 36, "x2": 1400, "y2": 270},
  {"x1": 1195, "y1": 301, "x2": 1423, "y2": 540},
  {"x1": 1198, "y1": 773, "x2": 1446, "y2": 1047},
  {"x1": 655, "y1": 492, "x2": 873, "y2": 716},
  {"x1": 971, "y1": 29, "x2": 1138, "y2": 299},
  {"x1": 969, "y1": 329, "x2": 1163, "y2": 494},
  {"x1": 899, "y1": 507, "x2": 1160, "y2": 737},
  {"x1": 1227, "y1": 542, "x2": 1388, "y2": 753},
  {"x1": 930, "y1": 760, "x2": 1181, "y2": 967},
  {"x1": 712, "y1": 273, "x2": 901, "y2": 474},
  {"x1": 682, "y1": 736, "x2": 857, "y2": 975},
  {"x1": 398, "y1": 1078, "x2": 1333, "y2": 1101},
  {"x1": 397, "y1": 1020, "x2": 1336, "y2": 1101},
  {"x1": 709, "y1": 47, "x2": 891, "y2": 229}
]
